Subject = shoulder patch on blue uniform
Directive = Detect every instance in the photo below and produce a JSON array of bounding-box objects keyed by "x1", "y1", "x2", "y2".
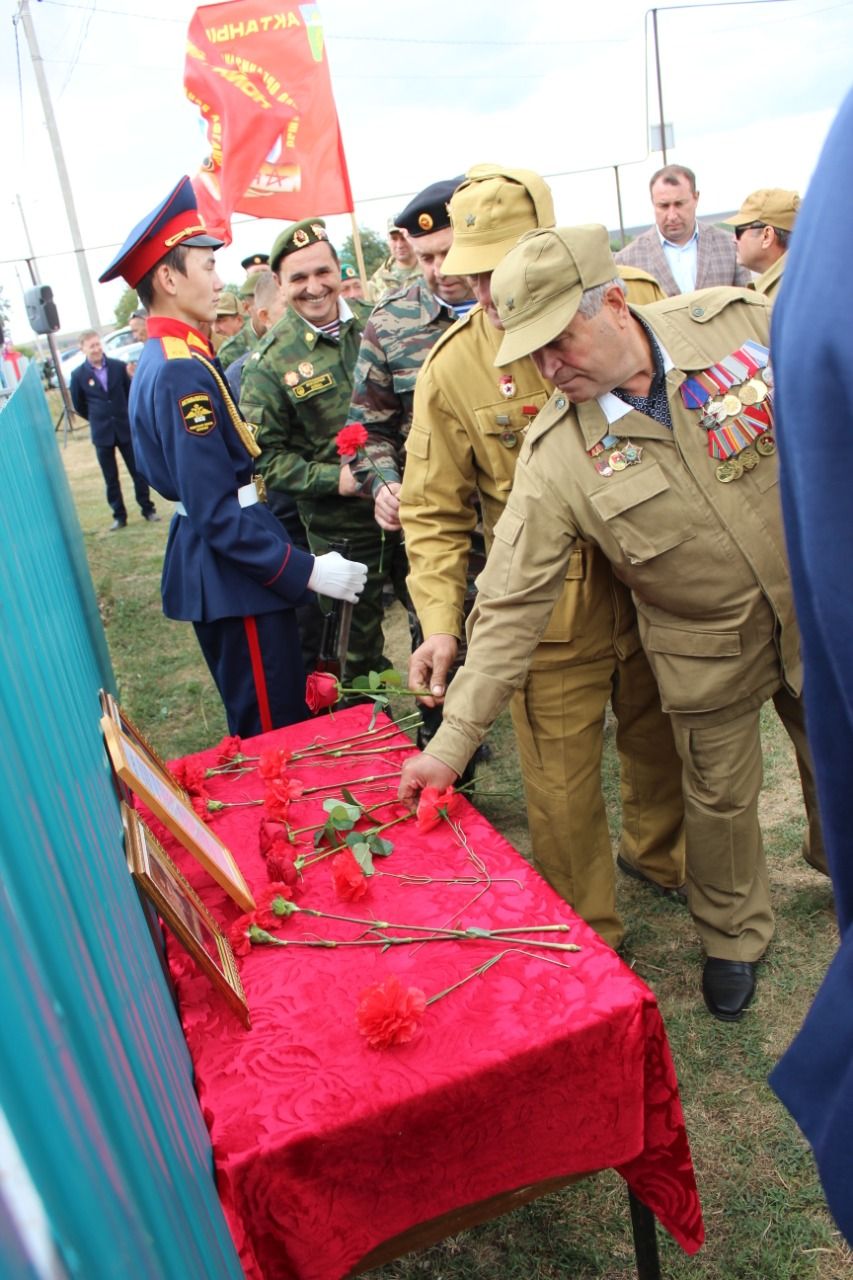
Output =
[
  {"x1": 179, "y1": 393, "x2": 217, "y2": 434},
  {"x1": 161, "y1": 335, "x2": 192, "y2": 360}
]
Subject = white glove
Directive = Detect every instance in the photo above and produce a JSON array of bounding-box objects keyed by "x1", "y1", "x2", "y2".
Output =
[{"x1": 307, "y1": 551, "x2": 368, "y2": 603}]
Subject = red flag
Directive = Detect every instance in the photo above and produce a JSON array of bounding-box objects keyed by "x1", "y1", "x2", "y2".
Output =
[{"x1": 185, "y1": 1, "x2": 354, "y2": 243}]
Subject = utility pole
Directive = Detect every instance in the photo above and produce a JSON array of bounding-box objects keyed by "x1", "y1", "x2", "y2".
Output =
[
  {"x1": 651, "y1": 9, "x2": 668, "y2": 165},
  {"x1": 16, "y1": 192, "x2": 79, "y2": 438},
  {"x1": 16, "y1": 0, "x2": 101, "y2": 329}
]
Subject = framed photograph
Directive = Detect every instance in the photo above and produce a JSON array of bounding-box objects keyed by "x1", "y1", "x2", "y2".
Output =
[
  {"x1": 99, "y1": 690, "x2": 190, "y2": 802},
  {"x1": 101, "y1": 715, "x2": 256, "y2": 912},
  {"x1": 122, "y1": 804, "x2": 250, "y2": 1027}
]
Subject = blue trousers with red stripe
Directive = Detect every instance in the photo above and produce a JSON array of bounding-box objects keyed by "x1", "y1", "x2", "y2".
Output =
[{"x1": 193, "y1": 611, "x2": 307, "y2": 737}]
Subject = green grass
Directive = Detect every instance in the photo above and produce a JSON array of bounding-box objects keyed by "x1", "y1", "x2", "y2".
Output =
[{"x1": 58, "y1": 412, "x2": 852, "y2": 1280}]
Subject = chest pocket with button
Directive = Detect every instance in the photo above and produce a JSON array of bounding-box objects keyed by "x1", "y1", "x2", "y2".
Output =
[
  {"x1": 471, "y1": 392, "x2": 550, "y2": 494},
  {"x1": 588, "y1": 462, "x2": 695, "y2": 565}
]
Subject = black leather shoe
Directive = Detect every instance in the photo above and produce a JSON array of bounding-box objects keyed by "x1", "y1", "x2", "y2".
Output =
[
  {"x1": 616, "y1": 854, "x2": 687, "y2": 902},
  {"x1": 108, "y1": 518, "x2": 127, "y2": 532},
  {"x1": 143, "y1": 511, "x2": 161, "y2": 522},
  {"x1": 702, "y1": 958, "x2": 756, "y2": 1021}
]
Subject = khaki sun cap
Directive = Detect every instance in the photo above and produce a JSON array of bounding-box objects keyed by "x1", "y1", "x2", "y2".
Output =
[
  {"x1": 441, "y1": 164, "x2": 556, "y2": 275},
  {"x1": 722, "y1": 188, "x2": 801, "y2": 232},
  {"x1": 492, "y1": 225, "x2": 617, "y2": 367}
]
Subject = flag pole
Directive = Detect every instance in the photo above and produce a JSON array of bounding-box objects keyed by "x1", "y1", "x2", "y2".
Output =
[{"x1": 349, "y1": 214, "x2": 369, "y2": 296}]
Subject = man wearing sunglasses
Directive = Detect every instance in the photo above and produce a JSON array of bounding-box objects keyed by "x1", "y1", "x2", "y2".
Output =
[{"x1": 724, "y1": 190, "x2": 801, "y2": 302}]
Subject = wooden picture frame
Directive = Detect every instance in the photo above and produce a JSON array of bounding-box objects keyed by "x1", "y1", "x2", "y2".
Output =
[
  {"x1": 99, "y1": 690, "x2": 190, "y2": 802},
  {"x1": 101, "y1": 715, "x2": 256, "y2": 912},
  {"x1": 122, "y1": 804, "x2": 250, "y2": 1027}
]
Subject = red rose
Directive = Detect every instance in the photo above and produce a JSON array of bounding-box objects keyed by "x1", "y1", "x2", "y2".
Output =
[
  {"x1": 416, "y1": 785, "x2": 460, "y2": 833},
  {"x1": 266, "y1": 848, "x2": 300, "y2": 887},
  {"x1": 258, "y1": 817, "x2": 286, "y2": 856},
  {"x1": 331, "y1": 849, "x2": 369, "y2": 901},
  {"x1": 305, "y1": 670, "x2": 340, "y2": 713},
  {"x1": 357, "y1": 974, "x2": 427, "y2": 1049},
  {"x1": 215, "y1": 734, "x2": 243, "y2": 764},
  {"x1": 258, "y1": 747, "x2": 291, "y2": 781},
  {"x1": 335, "y1": 422, "x2": 369, "y2": 458}
]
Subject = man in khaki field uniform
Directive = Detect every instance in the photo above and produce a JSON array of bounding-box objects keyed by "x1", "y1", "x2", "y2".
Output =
[
  {"x1": 399, "y1": 167, "x2": 685, "y2": 951},
  {"x1": 723, "y1": 188, "x2": 800, "y2": 302},
  {"x1": 400, "y1": 224, "x2": 828, "y2": 1021}
]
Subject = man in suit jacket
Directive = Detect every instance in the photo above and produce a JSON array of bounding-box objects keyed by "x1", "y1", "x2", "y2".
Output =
[
  {"x1": 70, "y1": 331, "x2": 160, "y2": 531},
  {"x1": 616, "y1": 164, "x2": 751, "y2": 296}
]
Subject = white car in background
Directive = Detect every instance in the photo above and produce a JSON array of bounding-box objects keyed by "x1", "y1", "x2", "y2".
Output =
[{"x1": 57, "y1": 325, "x2": 138, "y2": 380}]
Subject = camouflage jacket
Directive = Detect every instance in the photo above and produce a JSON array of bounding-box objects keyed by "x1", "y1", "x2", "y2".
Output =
[
  {"x1": 367, "y1": 257, "x2": 423, "y2": 304},
  {"x1": 239, "y1": 299, "x2": 376, "y2": 540},
  {"x1": 216, "y1": 319, "x2": 256, "y2": 370},
  {"x1": 348, "y1": 279, "x2": 458, "y2": 495}
]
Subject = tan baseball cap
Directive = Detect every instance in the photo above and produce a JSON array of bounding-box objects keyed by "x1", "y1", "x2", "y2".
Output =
[
  {"x1": 723, "y1": 188, "x2": 801, "y2": 231},
  {"x1": 491, "y1": 225, "x2": 618, "y2": 367},
  {"x1": 215, "y1": 290, "x2": 240, "y2": 316},
  {"x1": 441, "y1": 164, "x2": 556, "y2": 275}
]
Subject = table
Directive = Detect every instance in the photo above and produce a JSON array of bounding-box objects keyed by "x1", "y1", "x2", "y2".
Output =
[{"x1": 159, "y1": 707, "x2": 704, "y2": 1279}]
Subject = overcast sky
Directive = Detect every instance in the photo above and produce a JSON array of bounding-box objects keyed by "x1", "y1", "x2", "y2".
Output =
[{"x1": 2, "y1": 0, "x2": 852, "y2": 342}]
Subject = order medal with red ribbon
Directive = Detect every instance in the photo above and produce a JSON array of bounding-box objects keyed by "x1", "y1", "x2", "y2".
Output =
[{"x1": 680, "y1": 342, "x2": 775, "y2": 479}]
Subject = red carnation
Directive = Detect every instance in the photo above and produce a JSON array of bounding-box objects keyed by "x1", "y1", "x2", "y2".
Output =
[
  {"x1": 335, "y1": 422, "x2": 369, "y2": 458},
  {"x1": 306, "y1": 670, "x2": 339, "y2": 713},
  {"x1": 331, "y1": 849, "x2": 369, "y2": 901},
  {"x1": 258, "y1": 747, "x2": 291, "y2": 781},
  {"x1": 191, "y1": 794, "x2": 210, "y2": 820},
  {"x1": 170, "y1": 758, "x2": 208, "y2": 797},
  {"x1": 215, "y1": 734, "x2": 243, "y2": 764},
  {"x1": 357, "y1": 974, "x2": 427, "y2": 1049},
  {"x1": 416, "y1": 785, "x2": 461, "y2": 833},
  {"x1": 228, "y1": 916, "x2": 253, "y2": 958}
]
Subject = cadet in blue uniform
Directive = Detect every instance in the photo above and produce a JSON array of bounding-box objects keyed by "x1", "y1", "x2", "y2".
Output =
[{"x1": 99, "y1": 177, "x2": 367, "y2": 736}]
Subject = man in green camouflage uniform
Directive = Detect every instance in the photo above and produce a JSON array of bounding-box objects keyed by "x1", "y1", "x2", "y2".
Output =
[
  {"x1": 215, "y1": 291, "x2": 256, "y2": 369},
  {"x1": 240, "y1": 218, "x2": 390, "y2": 680},
  {"x1": 347, "y1": 178, "x2": 474, "y2": 512},
  {"x1": 367, "y1": 219, "x2": 423, "y2": 303}
]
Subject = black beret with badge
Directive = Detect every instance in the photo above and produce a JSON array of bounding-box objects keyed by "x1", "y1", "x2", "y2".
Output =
[
  {"x1": 270, "y1": 218, "x2": 330, "y2": 273},
  {"x1": 241, "y1": 252, "x2": 269, "y2": 271},
  {"x1": 394, "y1": 176, "x2": 464, "y2": 238}
]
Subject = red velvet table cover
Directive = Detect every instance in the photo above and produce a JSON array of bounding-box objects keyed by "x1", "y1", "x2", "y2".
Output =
[{"x1": 159, "y1": 707, "x2": 704, "y2": 1279}]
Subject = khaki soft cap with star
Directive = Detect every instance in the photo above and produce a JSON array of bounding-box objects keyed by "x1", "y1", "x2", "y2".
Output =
[{"x1": 491, "y1": 225, "x2": 618, "y2": 366}]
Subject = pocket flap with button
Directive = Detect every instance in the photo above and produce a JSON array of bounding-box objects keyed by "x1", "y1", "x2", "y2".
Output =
[{"x1": 645, "y1": 625, "x2": 742, "y2": 658}]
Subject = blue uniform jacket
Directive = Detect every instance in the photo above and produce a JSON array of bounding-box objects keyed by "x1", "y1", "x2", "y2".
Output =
[
  {"x1": 69, "y1": 357, "x2": 133, "y2": 446},
  {"x1": 129, "y1": 318, "x2": 314, "y2": 623},
  {"x1": 770, "y1": 86, "x2": 853, "y2": 1247}
]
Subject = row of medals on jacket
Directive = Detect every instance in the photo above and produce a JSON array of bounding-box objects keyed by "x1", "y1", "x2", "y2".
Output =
[
  {"x1": 588, "y1": 364, "x2": 776, "y2": 483},
  {"x1": 500, "y1": 364, "x2": 775, "y2": 483}
]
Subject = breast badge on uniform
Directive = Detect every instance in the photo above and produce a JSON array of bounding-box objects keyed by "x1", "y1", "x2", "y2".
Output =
[
  {"x1": 284, "y1": 370, "x2": 300, "y2": 387},
  {"x1": 298, "y1": 361, "x2": 314, "y2": 378},
  {"x1": 179, "y1": 393, "x2": 217, "y2": 435}
]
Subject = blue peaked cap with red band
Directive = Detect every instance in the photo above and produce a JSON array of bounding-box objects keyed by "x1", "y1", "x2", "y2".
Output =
[{"x1": 99, "y1": 176, "x2": 222, "y2": 288}]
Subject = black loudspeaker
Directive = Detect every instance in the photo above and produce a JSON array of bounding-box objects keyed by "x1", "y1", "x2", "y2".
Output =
[{"x1": 25, "y1": 284, "x2": 60, "y2": 335}]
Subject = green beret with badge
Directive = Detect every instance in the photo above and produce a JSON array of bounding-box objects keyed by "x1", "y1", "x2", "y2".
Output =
[
  {"x1": 339, "y1": 256, "x2": 358, "y2": 282},
  {"x1": 270, "y1": 218, "x2": 330, "y2": 273}
]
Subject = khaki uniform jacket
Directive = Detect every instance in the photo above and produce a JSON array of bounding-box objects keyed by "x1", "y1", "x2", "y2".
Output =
[
  {"x1": 400, "y1": 305, "x2": 640, "y2": 667},
  {"x1": 753, "y1": 254, "x2": 785, "y2": 301},
  {"x1": 426, "y1": 288, "x2": 798, "y2": 774}
]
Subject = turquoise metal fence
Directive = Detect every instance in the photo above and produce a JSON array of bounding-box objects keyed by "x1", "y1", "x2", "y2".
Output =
[{"x1": 0, "y1": 367, "x2": 243, "y2": 1278}]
